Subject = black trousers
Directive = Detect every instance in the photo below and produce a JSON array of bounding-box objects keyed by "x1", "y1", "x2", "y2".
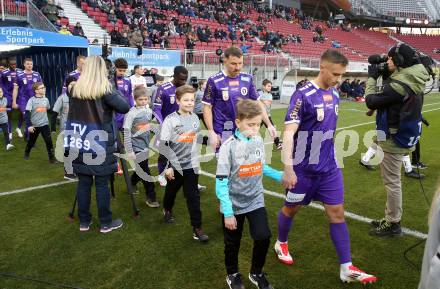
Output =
[
  {"x1": 262, "y1": 116, "x2": 280, "y2": 146},
  {"x1": 222, "y1": 207, "x2": 271, "y2": 275},
  {"x1": 411, "y1": 142, "x2": 421, "y2": 164},
  {"x1": 25, "y1": 125, "x2": 54, "y2": 159},
  {"x1": 131, "y1": 158, "x2": 156, "y2": 201},
  {"x1": 0, "y1": 123, "x2": 10, "y2": 147},
  {"x1": 163, "y1": 168, "x2": 202, "y2": 228}
]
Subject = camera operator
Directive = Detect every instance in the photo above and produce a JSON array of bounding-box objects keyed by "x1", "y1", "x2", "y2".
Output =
[
  {"x1": 365, "y1": 43, "x2": 430, "y2": 237},
  {"x1": 65, "y1": 55, "x2": 130, "y2": 233}
]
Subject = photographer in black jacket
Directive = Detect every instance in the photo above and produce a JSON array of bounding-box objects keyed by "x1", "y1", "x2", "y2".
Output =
[{"x1": 365, "y1": 43, "x2": 430, "y2": 237}]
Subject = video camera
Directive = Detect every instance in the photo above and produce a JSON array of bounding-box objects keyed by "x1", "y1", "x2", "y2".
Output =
[{"x1": 368, "y1": 54, "x2": 389, "y2": 76}]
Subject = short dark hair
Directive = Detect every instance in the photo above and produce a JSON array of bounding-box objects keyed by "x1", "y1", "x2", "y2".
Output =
[
  {"x1": 236, "y1": 99, "x2": 262, "y2": 120},
  {"x1": 224, "y1": 46, "x2": 243, "y2": 58},
  {"x1": 174, "y1": 65, "x2": 188, "y2": 76},
  {"x1": 262, "y1": 79, "x2": 272, "y2": 86},
  {"x1": 23, "y1": 57, "x2": 33, "y2": 64},
  {"x1": 133, "y1": 64, "x2": 142, "y2": 71},
  {"x1": 175, "y1": 84, "x2": 195, "y2": 100},
  {"x1": 114, "y1": 58, "x2": 128, "y2": 69},
  {"x1": 320, "y1": 49, "x2": 348, "y2": 66}
]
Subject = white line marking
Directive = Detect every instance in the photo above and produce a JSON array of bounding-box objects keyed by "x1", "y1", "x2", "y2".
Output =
[{"x1": 199, "y1": 170, "x2": 427, "y2": 239}]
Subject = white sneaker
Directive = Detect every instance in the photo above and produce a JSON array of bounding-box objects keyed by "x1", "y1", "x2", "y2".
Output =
[
  {"x1": 274, "y1": 240, "x2": 294, "y2": 265},
  {"x1": 340, "y1": 265, "x2": 377, "y2": 284},
  {"x1": 158, "y1": 175, "x2": 167, "y2": 187},
  {"x1": 8, "y1": 133, "x2": 12, "y2": 141},
  {"x1": 198, "y1": 184, "x2": 206, "y2": 192},
  {"x1": 16, "y1": 128, "x2": 23, "y2": 138},
  {"x1": 6, "y1": 144, "x2": 14, "y2": 151}
]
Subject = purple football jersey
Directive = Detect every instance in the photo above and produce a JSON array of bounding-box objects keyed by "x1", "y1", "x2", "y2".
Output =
[
  {"x1": 153, "y1": 82, "x2": 177, "y2": 123},
  {"x1": 284, "y1": 81, "x2": 340, "y2": 174},
  {"x1": 61, "y1": 70, "x2": 81, "y2": 94},
  {"x1": 202, "y1": 72, "x2": 259, "y2": 136},
  {"x1": 114, "y1": 76, "x2": 134, "y2": 129},
  {"x1": 16, "y1": 71, "x2": 42, "y2": 107},
  {"x1": 1, "y1": 68, "x2": 21, "y2": 103}
]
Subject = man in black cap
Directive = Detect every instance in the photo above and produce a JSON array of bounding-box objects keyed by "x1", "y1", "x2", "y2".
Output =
[{"x1": 365, "y1": 43, "x2": 430, "y2": 237}]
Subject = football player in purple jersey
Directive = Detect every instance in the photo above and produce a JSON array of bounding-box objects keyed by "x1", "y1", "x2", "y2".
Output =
[
  {"x1": 275, "y1": 49, "x2": 377, "y2": 284},
  {"x1": 202, "y1": 47, "x2": 277, "y2": 151}
]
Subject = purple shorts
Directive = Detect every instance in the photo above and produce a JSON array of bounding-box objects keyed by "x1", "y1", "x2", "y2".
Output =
[{"x1": 284, "y1": 168, "x2": 344, "y2": 206}]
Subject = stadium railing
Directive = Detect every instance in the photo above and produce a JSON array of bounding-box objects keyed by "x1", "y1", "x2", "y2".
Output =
[
  {"x1": 27, "y1": 0, "x2": 57, "y2": 33},
  {"x1": 0, "y1": 0, "x2": 27, "y2": 21}
]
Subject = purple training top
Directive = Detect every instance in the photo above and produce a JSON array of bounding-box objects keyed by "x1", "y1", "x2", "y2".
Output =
[
  {"x1": 153, "y1": 82, "x2": 177, "y2": 123},
  {"x1": 202, "y1": 71, "x2": 259, "y2": 136},
  {"x1": 61, "y1": 70, "x2": 81, "y2": 94},
  {"x1": 114, "y1": 76, "x2": 133, "y2": 129},
  {"x1": 16, "y1": 71, "x2": 42, "y2": 110},
  {"x1": 1, "y1": 68, "x2": 21, "y2": 105},
  {"x1": 284, "y1": 81, "x2": 340, "y2": 174}
]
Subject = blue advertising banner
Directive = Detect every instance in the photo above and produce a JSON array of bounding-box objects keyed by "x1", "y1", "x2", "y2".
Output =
[
  {"x1": 88, "y1": 45, "x2": 181, "y2": 75},
  {"x1": 0, "y1": 27, "x2": 89, "y2": 48}
]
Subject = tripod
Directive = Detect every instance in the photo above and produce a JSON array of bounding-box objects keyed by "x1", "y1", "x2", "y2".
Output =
[{"x1": 68, "y1": 132, "x2": 140, "y2": 221}]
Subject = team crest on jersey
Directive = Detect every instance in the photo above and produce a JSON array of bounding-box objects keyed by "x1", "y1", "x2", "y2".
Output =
[
  {"x1": 170, "y1": 95, "x2": 175, "y2": 104},
  {"x1": 221, "y1": 88, "x2": 229, "y2": 101},
  {"x1": 192, "y1": 121, "x2": 199, "y2": 129},
  {"x1": 7, "y1": 76, "x2": 11, "y2": 82},
  {"x1": 240, "y1": 87, "x2": 248, "y2": 96},
  {"x1": 23, "y1": 79, "x2": 27, "y2": 85},
  {"x1": 316, "y1": 108, "x2": 324, "y2": 121},
  {"x1": 255, "y1": 148, "x2": 262, "y2": 159}
]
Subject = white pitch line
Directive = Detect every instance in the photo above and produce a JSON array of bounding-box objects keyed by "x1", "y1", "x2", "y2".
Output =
[{"x1": 199, "y1": 170, "x2": 428, "y2": 240}]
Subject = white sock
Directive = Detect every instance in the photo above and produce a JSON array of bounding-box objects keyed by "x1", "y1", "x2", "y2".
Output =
[
  {"x1": 402, "y1": 155, "x2": 412, "y2": 173},
  {"x1": 361, "y1": 146, "x2": 376, "y2": 164},
  {"x1": 341, "y1": 262, "x2": 353, "y2": 271}
]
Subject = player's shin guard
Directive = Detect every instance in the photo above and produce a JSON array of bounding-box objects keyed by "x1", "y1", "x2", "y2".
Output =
[{"x1": 330, "y1": 222, "x2": 351, "y2": 265}]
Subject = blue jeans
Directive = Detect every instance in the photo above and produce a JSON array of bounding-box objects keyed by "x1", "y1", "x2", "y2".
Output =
[{"x1": 76, "y1": 174, "x2": 112, "y2": 225}]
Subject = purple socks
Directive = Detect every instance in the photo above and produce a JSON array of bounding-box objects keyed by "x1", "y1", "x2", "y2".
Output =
[
  {"x1": 330, "y1": 222, "x2": 352, "y2": 264},
  {"x1": 277, "y1": 210, "x2": 294, "y2": 242}
]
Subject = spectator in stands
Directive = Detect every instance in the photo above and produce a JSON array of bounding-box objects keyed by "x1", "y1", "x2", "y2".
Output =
[
  {"x1": 331, "y1": 40, "x2": 341, "y2": 48},
  {"x1": 129, "y1": 29, "x2": 143, "y2": 48},
  {"x1": 339, "y1": 79, "x2": 351, "y2": 97},
  {"x1": 54, "y1": 19, "x2": 62, "y2": 31},
  {"x1": 110, "y1": 28, "x2": 121, "y2": 45},
  {"x1": 59, "y1": 25, "x2": 72, "y2": 35},
  {"x1": 240, "y1": 43, "x2": 252, "y2": 54},
  {"x1": 186, "y1": 33, "x2": 196, "y2": 64},
  {"x1": 120, "y1": 32, "x2": 130, "y2": 47},
  {"x1": 168, "y1": 21, "x2": 178, "y2": 37},
  {"x1": 41, "y1": 0, "x2": 60, "y2": 24},
  {"x1": 87, "y1": 0, "x2": 98, "y2": 8},
  {"x1": 142, "y1": 31, "x2": 153, "y2": 48},
  {"x1": 73, "y1": 22, "x2": 86, "y2": 38},
  {"x1": 98, "y1": 0, "x2": 111, "y2": 13},
  {"x1": 116, "y1": 6, "x2": 129, "y2": 25},
  {"x1": 108, "y1": 10, "x2": 118, "y2": 24}
]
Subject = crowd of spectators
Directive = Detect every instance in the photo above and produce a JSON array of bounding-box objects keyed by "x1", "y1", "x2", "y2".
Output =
[{"x1": 339, "y1": 78, "x2": 366, "y2": 99}]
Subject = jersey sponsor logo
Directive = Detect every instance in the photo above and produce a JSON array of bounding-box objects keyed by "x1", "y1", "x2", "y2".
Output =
[
  {"x1": 229, "y1": 80, "x2": 239, "y2": 87},
  {"x1": 136, "y1": 122, "x2": 150, "y2": 132},
  {"x1": 238, "y1": 161, "x2": 262, "y2": 177},
  {"x1": 289, "y1": 99, "x2": 302, "y2": 121},
  {"x1": 286, "y1": 192, "x2": 305, "y2": 203},
  {"x1": 35, "y1": 107, "x2": 47, "y2": 113},
  {"x1": 240, "y1": 87, "x2": 248, "y2": 96},
  {"x1": 316, "y1": 107, "x2": 324, "y2": 121},
  {"x1": 314, "y1": 103, "x2": 324, "y2": 108},
  {"x1": 221, "y1": 88, "x2": 229, "y2": 101},
  {"x1": 240, "y1": 76, "x2": 250, "y2": 82},
  {"x1": 177, "y1": 132, "x2": 196, "y2": 143},
  {"x1": 323, "y1": 94, "x2": 333, "y2": 102},
  {"x1": 170, "y1": 95, "x2": 175, "y2": 104}
]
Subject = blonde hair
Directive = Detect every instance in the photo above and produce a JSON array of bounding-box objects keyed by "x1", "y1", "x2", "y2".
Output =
[
  {"x1": 429, "y1": 185, "x2": 440, "y2": 225},
  {"x1": 72, "y1": 56, "x2": 112, "y2": 100}
]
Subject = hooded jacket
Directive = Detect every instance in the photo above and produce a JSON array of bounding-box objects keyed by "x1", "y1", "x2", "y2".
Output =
[{"x1": 365, "y1": 64, "x2": 430, "y2": 153}]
